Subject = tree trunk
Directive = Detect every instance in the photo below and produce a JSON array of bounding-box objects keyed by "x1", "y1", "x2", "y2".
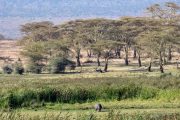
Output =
[
  {"x1": 168, "y1": 46, "x2": 172, "y2": 61},
  {"x1": 76, "y1": 49, "x2": 81, "y2": 67},
  {"x1": 97, "y1": 53, "x2": 101, "y2": 66},
  {"x1": 87, "y1": 49, "x2": 92, "y2": 58},
  {"x1": 104, "y1": 59, "x2": 109, "y2": 72},
  {"x1": 159, "y1": 52, "x2": 164, "y2": 73},
  {"x1": 118, "y1": 47, "x2": 121, "y2": 58},
  {"x1": 148, "y1": 61, "x2": 152, "y2": 72},
  {"x1": 133, "y1": 47, "x2": 137, "y2": 59},
  {"x1": 117, "y1": 50, "x2": 121, "y2": 58},
  {"x1": 115, "y1": 47, "x2": 121, "y2": 58},
  {"x1": 160, "y1": 64, "x2": 164, "y2": 73},
  {"x1": 163, "y1": 50, "x2": 166, "y2": 65},
  {"x1": 115, "y1": 49, "x2": 117, "y2": 57},
  {"x1": 76, "y1": 56, "x2": 81, "y2": 67},
  {"x1": 124, "y1": 46, "x2": 129, "y2": 66},
  {"x1": 138, "y1": 55, "x2": 142, "y2": 67},
  {"x1": 125, "y1": 58, "x2": 128, "y2": 66},
  {"x1": 137, "y1": 51, "x2": 141, "y2": 67}
]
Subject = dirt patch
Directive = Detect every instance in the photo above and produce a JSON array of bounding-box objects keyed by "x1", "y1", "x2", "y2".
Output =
[{"x1": 0, "y1": 40, "x2": 23, "y2": 66}]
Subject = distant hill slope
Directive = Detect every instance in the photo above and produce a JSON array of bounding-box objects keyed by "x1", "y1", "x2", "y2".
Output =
[
  {"x1": 0, "y1": 0, "x2": 179, "y2": 38},
  {"x1": 0, "y1": 40, "x2": 22, "y2": 64}
]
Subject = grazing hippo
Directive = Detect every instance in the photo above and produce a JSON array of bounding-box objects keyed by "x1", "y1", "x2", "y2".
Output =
[
  {"x1": 95, "y1": 103, "x2": 102, "y2": 112},
  {"x1": 95, "y1": 68, "x2": 103, "y2": 73}
]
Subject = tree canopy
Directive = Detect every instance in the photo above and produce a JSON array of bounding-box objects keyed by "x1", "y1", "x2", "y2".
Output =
[{"x1": 20, "y1": 2, "x2": 180, "y2": 73}]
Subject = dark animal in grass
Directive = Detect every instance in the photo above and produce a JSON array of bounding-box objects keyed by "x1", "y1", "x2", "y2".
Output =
[
  {"x1": 95, "y1": 103, "x2": 102, "y2": 112},
  {"x1": 95, "y1": 68, "x2": 103, "y2": 73}
]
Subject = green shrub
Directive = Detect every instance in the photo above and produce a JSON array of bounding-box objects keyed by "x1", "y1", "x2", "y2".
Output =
[
  {"x1": 157, "y1": 89, "x2": 180, "y2": 101},
  {"x1": 160, "y1": 72, "x2": 172, "y2": 79},
  {"x1": 117, "y1": 85, "x2": 142, "y2": 100},
  {"x1": 3, "y1": 84, "x2": 178, "y2": 109},
  {"x1": 27, "y1": 62, "x2": 44, "y2": 74},
  {"x1": 38, "y1": 88, "x2": 60, "y2": 102},
  {"x1": 139, "y1": 87, "x2": 158, "y2": 99},
  {"x1": 48, "y1": 57, "x2": 75, "y2": 74},
  {"x1": 8, "y1": 93, "x2": 23, "y2": 109},
  {"x1": 2, "y1": 65, "x2": 13, "y2": 74},
  {"x1": 14, "y1": 62, "x2": 24, "y2": 75}
]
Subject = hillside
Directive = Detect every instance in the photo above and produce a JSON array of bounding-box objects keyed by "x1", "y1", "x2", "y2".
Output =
[
  {"x1": 0, "y1": 40, "x2": 22, "y2": 65},
  {"x1": 1, "y1": 0, "x2": 180, "y2": 38}
]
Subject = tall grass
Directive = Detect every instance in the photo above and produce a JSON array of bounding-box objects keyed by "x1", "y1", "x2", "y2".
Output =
[
  {"x1": 0, "y1": 74, "x2": 179, "y2": 91},
  {"x1": 0, "y1": 74, "x2": 179, "y2": 109},
  {"x1": 1, "y1": 85, "x2": 177, "y2": 109},
  {"x1": 0, "y1": 111, "x2": 179, "y2": 120}
]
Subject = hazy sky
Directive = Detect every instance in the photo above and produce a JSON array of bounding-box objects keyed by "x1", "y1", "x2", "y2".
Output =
[{"x1": 0, "y1": 0, "x2": 179, "y2": 39}]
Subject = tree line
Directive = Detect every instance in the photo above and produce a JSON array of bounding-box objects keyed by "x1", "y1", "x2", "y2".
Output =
[{"x1": 19, "y1": 2, "x2": 180, "y2": 74}]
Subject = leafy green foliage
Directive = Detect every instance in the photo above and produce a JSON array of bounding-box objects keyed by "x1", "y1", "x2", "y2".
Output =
[
  {"x1": 14, "y1": 60, "x2": 24, "y2": 75},
  {"x1": 21, "y1": 42, "x2": 45, "y2": 62},
  {"x1": 27, "y1": 62, "x2": 44, "y2": 74},
  {"x1": 15, "y1": 66, "x2": 24, "y2": 75},
  {"x1": 3, "y1": 85, "x2": 177, "y2": 109},
  {"x1": 2, "y1": 65, "x2": 13, "y2": 74},
  {"x1": 19, "y1": 2, "x2": 180, "y2": 74},
  {"x1": 48, "y1": 57, "x2": 75, "y2": 74},
  {"x1": 0, "y1": 72, "x2": 179, "y2": 110}
]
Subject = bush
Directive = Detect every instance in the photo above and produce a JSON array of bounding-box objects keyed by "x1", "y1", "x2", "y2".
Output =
[
  {"x1": 139, "y1": 87, "x2": 158, "y2": 99},
  {"x1": 49, "y1": 57, "x2": 75, "y2": 74},
  {"x1": 14, "y1": 62, "x2": 24, "y2": 75},
  {"x1": 27, "y1": 62, "x2": 44, "y2": 74},
  {"x1": 3, "y1": 85, "x2": 158, "y2": 108},
  {"x1": 2, "y1": 65, "x2": 13, "y2": 74},
  {"x1": 8, "y1": 93, "x2": 22, "y2": 109},
  {"x1": 160, "y1": 72, "x2": 172, "y2": 79},
  {"x1": 117, "y1": 85, "x2": 142, "y2": 100}
]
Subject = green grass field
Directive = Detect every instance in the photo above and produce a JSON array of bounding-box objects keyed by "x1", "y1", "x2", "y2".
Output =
[{"x1": 0, "y1": 66, "x2": 179, "y2": 120}]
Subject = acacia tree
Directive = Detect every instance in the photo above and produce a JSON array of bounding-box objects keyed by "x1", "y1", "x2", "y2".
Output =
[
  {"x1": 118, "y1": 17, "x2": 150, "y2": 66},
  {"x1": 20, "y1": 21, "x2": 72, "y2": 73},
  {"x1": 104, "y1": 20, "x2": 124, "y2": 59},
  {"x1": 59, "y1": 19, "x2": 118, "y2": 67},
  {"x1": 88, "y1": 25, "x2": 104, "y2": 66},
  {"x1": 42, "y1": 40, "x2": 70, "y2": 61},
  {"x1": 168, "y1": 26, "x2": 180, "y2": 69},
  {"x1": 165, "y1": 2, "x2": 180, "y2": 61},
  {"x1": 21, "y1": 39, "x2": 71, "y2": 73},
  {"x1": 133, "y1": 44, "x2": 142, "y2": 67},
  {"x1": 80, "y1": 19, "x2": 106, "y2": 58},
  {"x1": 91, "y1": 40, "x2": 120, "y2": 72},
  {"x1": 90, "y1": 24, "x2": 113, "y2": 67},
  {"x1": 21, "y1": 42, "x2": 46, "y2": 73},
  {"x1": 20, "y1": 21, "x2": 59, "y2": 45},
  {"x1": 136, "y1": 31, "x2": 155, "y2": 71},
  {"x1": 131, "y1": 17, "x2": 165, "y2": 67},
  {"x1": 58, "y1": 20, "x2": 88, "y2": 67},
  {"x1": 85, "y1": 19, "x2": 123, "y2": 67},
  {"x1": 147, "y1": 2, "x2": 180, "y2": 61},
  {"x1": 138, "y1": 27, "x2": 175, "y2": 73}
]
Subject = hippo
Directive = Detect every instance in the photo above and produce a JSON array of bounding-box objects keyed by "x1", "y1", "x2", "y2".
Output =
[{"x1": 94, "y1": 103, "x2": 102, "y2": 112}]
